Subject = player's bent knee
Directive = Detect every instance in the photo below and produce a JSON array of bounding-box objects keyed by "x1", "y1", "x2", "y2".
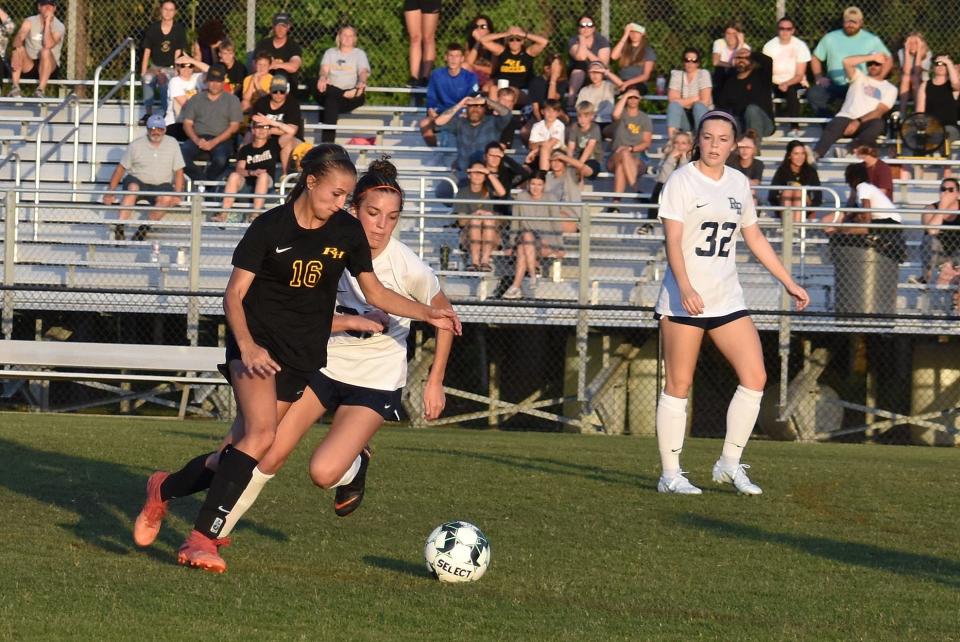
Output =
[{"x1": 309, "y1": 462, "x2": 342, "y2": 489}]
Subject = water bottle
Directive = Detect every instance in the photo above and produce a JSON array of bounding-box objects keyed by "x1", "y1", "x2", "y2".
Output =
[
  {"x1": 655, "y1": 76, "x2": 666, "y2": 95},
  {"x1": 150, "y1": 241, "x2": 160, "y2": 263},
  {"x1": 440, "y1": 244, "x2": 450, "y2": 270},
  {"x1": 176, "y1": 247, "x2": 186, "y2": 267},
  {"x1": 551, "y1": 257, "x2": 562, "y2": 283}
]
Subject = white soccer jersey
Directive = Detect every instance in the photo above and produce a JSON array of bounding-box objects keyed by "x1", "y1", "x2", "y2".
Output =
[
  {"x1": 322, "y1": 238, "x2": 441, "y2": 391},
  {"x1": 655, "y1": 162, "x2": 758, "y2": 317}
]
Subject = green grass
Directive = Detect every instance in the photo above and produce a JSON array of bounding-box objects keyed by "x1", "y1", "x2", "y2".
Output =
[{"x1": 0, "y1": 413, "x2": 958, "y2": 641}]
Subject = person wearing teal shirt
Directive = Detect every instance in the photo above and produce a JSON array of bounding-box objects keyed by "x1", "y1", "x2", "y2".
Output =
[{"x1": 807, "y1": 6, "x2": 891, "y2": 116}]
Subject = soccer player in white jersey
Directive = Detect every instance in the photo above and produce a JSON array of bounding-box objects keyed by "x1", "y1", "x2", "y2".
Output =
[{"x1": 654, "y1": 110, "x2": 809, "y2": 495}]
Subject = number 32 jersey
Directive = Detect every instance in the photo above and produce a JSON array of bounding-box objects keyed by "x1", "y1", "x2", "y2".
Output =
[{"x1": 655, "y1": 162, "x2": 758, "y2": 317}]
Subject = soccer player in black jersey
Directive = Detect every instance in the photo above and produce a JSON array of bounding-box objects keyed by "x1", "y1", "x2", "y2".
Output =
[{"x1": 133, "y1": 144, "x2": 460, "y2": 573}]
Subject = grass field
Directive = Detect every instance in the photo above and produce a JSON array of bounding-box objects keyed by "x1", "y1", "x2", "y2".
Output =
[{"x1": 1, "y1": 413, "x2": 958, "y2": 641}]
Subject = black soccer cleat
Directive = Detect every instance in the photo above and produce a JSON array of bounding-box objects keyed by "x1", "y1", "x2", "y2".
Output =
[{"x1": 334, "y1": 446, "x2": 371, "y2": 517}]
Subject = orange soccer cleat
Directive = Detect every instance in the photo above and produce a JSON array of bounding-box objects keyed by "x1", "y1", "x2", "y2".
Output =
[
  {"x1": 177, "y1": 529, "x2": 231, "y2": 574},
  {"x1": 133, "y1": 471, "x2": 170, "y2": 547}
]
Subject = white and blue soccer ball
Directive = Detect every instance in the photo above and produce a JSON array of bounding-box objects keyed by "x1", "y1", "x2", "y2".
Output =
[{"x1": 423, "y1": 520, "x2": 491, "y2": 583}]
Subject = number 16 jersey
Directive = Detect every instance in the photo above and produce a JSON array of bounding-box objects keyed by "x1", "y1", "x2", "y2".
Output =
[{"x1": 655, "y1": 162, "x2": 758, "y2": 317}]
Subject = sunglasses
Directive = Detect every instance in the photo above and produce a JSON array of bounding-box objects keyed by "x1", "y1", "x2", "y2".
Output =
[
  {"x1": 778, "y1": 26, "x2": 795, "y2": 31},
  {"x1": 579, "y1": 21, "x2": 594, "y2": 28},
  {"x1": 935, "y1": 61, "x2": 947, "y2": 66},
  {"x1": 683, "y1": 58, "x2": 699, "y2": 63},
  {"x1": 255, "y1": 124, "x2": 272, "y2": 129},
  {"x1": 179, "y1": 63, "x2": 193, "y2": 68},
  {"x1": 941, "y1": 186, "x2": 957, "y2": 192},
  {"x1": 474, "y1": 23, "x2": 489, "y2": 29},
  {"x1": 507, "y1": 36, "x2": 523, "y2": 42},
  {"x1": 147, "y1": 126, "x2": 166, "y2": 132},
  {"x1": 271, "y1": 89, "x2": 287, "y2": 94}
]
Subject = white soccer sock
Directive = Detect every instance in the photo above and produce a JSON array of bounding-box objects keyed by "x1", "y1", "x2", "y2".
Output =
[
  {"x1": 656, "y1": 392, "x2": 688, "y2": 478},
  {"x1": 331, "y1": 454, "x2": 362, "y2": 488},
  {"x1": 720, "y1": 385, "x2": 764, "y2": 468},
  {"x1": 218, "y1": 466, "x2": 274, "y2": 538}
]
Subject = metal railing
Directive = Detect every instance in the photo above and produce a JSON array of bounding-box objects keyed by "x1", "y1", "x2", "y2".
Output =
[{"x1": 89, "y1": 38, "x2": 137, "y2": 183}]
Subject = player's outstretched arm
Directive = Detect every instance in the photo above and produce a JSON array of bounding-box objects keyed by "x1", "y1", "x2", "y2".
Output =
[
  {"x1": 741, "y1": 223, "x2": 810, "y2": 311},
  {"x1": 356, "y1": 271, "x2": 462, "y2": 335}
]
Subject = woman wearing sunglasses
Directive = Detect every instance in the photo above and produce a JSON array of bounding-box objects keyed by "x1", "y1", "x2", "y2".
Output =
[
  {"x1": 566, "y1": 14, "x2": 610, "y2": 107},
  {"x1": 666, "y1": 47, "x2": 713, "y2": 137}
]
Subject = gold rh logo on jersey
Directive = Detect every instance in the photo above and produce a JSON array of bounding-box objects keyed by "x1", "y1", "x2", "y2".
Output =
[{"x1": 322, "y1": 247, "x2": 345, "y2": 260}]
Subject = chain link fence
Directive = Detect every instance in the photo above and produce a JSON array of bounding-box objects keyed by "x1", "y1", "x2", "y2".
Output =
[{"x1": 2, "y1": 0, "x2": 958, "y2": 96}]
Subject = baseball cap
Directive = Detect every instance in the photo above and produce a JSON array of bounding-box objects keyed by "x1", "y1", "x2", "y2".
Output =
[
  {"x1": 843, "y1": 6, "x2": 863, "y2": 22},
  {"x1": 269, "y1": 75, "x2": 290, "y2": 93},
  {"x1": 628, "y1": 23, "x2": 646, "y2": 34},
  {"x1": 588, "y1": 60, "x2": 606, "y2": 71},
  {"x1": 273, "y1": 12, "x2": 292, "y2": 26},
  {"x1": 38, "y1": 0, "x2": 56, "y2": 6},
  {"x1": 205, "y1": 64, "x2": 226, "y2": 82},
  {"x1": 146, "y1": 114, "x2": 167, "y2": 129}
]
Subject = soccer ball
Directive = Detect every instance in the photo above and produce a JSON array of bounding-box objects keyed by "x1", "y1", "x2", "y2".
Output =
[{"x1": 423, "y1": 520, "x2": 491, "y2": 583}]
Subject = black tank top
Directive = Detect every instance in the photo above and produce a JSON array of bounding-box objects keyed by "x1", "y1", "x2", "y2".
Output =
[{"x1": 924, "y1": 80, "x2": 959, "y2": 129}]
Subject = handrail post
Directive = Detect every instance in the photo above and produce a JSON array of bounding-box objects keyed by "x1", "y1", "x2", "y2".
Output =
[
  {"x1": 3, "y1": 190, "x2": 17, "y2": 338},
  {"x1": 576, "y1": 201, "x2": 591, "y2": 429},
  {"x1": 777, "y1": 205, "x2": 795, "y2": 424},
  {"x1": 71, "y1": 96, "x2": 80, "y2": 202},
  {"x1": 90, "y1": 65, "x2": 101, "y2": 181},
  {"x1": 128, "y1": 39, "x2": 136, "y2": 143},
  {"x1": 187, "y1": 193, "x2": 203, "y2": 346},
  {"x1": 418, "y1": 178, "x2": 426, "y2": 259}
]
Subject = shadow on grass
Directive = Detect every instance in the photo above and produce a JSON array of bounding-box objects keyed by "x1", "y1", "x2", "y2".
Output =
[
  {"x1": 363, "y1": 555, "x2": 430, "y2": 579},
  {"x1": 393, "y1": 446, "x2": 655, "y2": 487},
  {"x1": 0, "y1": 438, "x2": 287, "y2": 564},
  {"x1": 684, "y1": 515, "x2": 960, "y2": 589}
]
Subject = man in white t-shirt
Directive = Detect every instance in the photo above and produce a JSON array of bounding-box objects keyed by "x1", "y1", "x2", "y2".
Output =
[
  {"x1": 761, "y1": 17, "x2": 810, "y2": 122},
  {"x1": 814, "y1": 53, "x2": 896, "y2": 159}
]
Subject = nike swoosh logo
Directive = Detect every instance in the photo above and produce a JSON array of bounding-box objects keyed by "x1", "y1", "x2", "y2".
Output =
[
  {"x1": 383, "y1": 404, "x2": 391, "y2": 409},
  {"x1": 217, "y1": 505, "x2": 230, "y2": 513},
  {"x1": 275, "y1": 246, "x2": 293, "y2": 253},
  {"x1": 334, "y1": 496, "x2": 359, "y2": 511},
  {"x1": 695, "y1": 203, "x2": 708, "y2": 208},
  {"x1": 670, "y1": 448, "x2": 682, "y2": 453}
]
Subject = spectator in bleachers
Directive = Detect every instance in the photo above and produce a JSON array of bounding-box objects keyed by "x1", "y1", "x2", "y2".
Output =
[
  {"x1": 138, "y1": 1, "x2": 187, "y2": 124},
  {"x1": 315, "y1": 25, "x2": 370, "y2": 144},
  {"x1": 761, "y1": 16, "x2": 810, "y2": 128},
  {"x1": 191, "y1": 18, "x2": 225, "y2": 67},
  {"x1": 666, "y1": 48, "x2": 713, "y2": 138},
  {"x1": 175, "y1": 38, "x2": 245, "y2": 100},
  {"x1": 482, "y1": 140, "x2": 531, "y2": 195},
  {"x1": 813, "y1": 53, "x2": 896, "y2": 160},
  {"x1": 403, "y1": 0, "x2": 439, "y2": 86},
  {"x1": 434, "y1": 94, "x2": 511, "y2": 179},
  {"x1": 916, "y1": 55, "x2": 960, "y2": 143},
  {"x1": 769, "y1": 140, "x2": 822, "y2": 221},
  {"x1": 565, "y1": 100, "x2": 602, "y2": 181},
  {"x1": 544, "y1": 150, "x2": 581, "y2": 233},
  {"x1": 453, "y1": 161, "x2": 507, "y2": 272},
  {"x1": 566, "y1": 14, "x2": 611, "y2": 108},
  {"x1": 483, "y1": 25, "x2": 549, "y2": 101},
  {"x1": 255, "y1": 12, "x2": 303, "y2": 93},
  {"x1": 464, "y1": 14, "x2": 496, "y2": 92},
  {"x1": 241, "y1": 50, "x2": 273, "y2": 112},
  {"x1": 897, "y1": 32, "x2": 931, "y2": 113},
  {"x1": 217, "y1": 121, "x2": 279, "y2": 222},
  {"x1": 715, "y1": 49, "x2": 775, "y2": 138},
  {"x1": 525, "y1": 53, "x2": 568, "y2": 142},
  {"x1": 165, "y1": 57, "x2": 201, "y2": 133},
  {"x1": 918, "y1": 178, "x2": 960, "y2": 284},
  {"x1": 495, "y1": 86, "x2": 522, "y2": 150},
  {"x1": 610, "y1": 22, "x2": 655, "y2": 95},
  {"x1": 648, "y1": 130, "x2": 693, "y2": 206},
  {"x1": 251, "y1": 75, "x2": 303, "y2": 173},
  {"x1": 807, "y1": 6, "x2": 891, "y2": 117},
  {"x1": 712, "y1": 20, "x2": 749, "y2": 70},
  {"x1": 503, "y1": 171, "x2": 565, "y2": 299},
  {"x1": 726, "y1": 129, "x2": 764, "y2": 188},
  {"x1": 0, "y1": 8, "x2": 15, "y2": 88},
  {"x1": 853, "y1": 144, "x2": 893, "y2": 200},
  {"x1": 419, "y1": 43, "x2": 478, "y2": 147},
  {"x1": 827, "y1": 162, "x2": 905, "y2": 264},
  {"x1": 526, "y1": 98, "x2": 566, "y2": 171},
  {"x1": 577, "y1": 61, "x2": 622, "y2": 129},
  {"x1": 104, "y1": 114, "x2": 185, "y2": 241},
  {"x1": 179, "y1": 64, "x2": 242, "y2": 182},
  {"x1": 8, "y1": 0, "x2": 64, "y2": 98},
  {"x1": 608, "y1": 88, "x2": 653, "y2": 204}
]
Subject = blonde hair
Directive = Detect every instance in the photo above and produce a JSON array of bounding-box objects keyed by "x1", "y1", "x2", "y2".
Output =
[
  {"x1": 662, "y1": 130, "x2": 693, "y2": 158},
  {"x1": 335, "y1": 25, "x2": 357, "y2": 49}
]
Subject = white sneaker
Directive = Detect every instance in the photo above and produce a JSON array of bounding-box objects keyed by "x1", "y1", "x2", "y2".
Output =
[
  {"x1": 712, "y1": 461, "x2": 762, "y2": 495},
  {"x1": 502, "y1": 286, "x2": 522, "y2": 299},
  {"x1": 657, "y1": 472, "x2": 703, "y2": 495}
]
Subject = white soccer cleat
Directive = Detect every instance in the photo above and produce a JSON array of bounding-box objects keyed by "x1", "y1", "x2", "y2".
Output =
[
  {"x1": 712, "y1": 461, "x2": 763, "y2": 495},
  {"x1": 657, "y1": 472, "x2": 703, "y2": 495}
]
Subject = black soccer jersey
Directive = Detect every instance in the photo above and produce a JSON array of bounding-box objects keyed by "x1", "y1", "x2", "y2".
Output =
[{"x1": 231, "y1": 204, "x2": 373, "y2": 372}]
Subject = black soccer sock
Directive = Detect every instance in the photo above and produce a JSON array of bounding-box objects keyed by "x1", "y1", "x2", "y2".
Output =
[
  {"x1": 160, "y1": 451, "x2": 217, "y2": 501},
  {"x1": 193, "y1": 445, "x2": 258, "y2": 539}
]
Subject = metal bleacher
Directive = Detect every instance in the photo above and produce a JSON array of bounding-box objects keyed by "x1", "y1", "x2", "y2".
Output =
[{"x1": 0, "y1": 70, "x2": 958, "y2": 332}]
